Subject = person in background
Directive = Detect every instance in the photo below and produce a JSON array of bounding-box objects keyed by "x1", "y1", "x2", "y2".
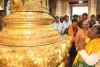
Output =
[
  {"x1": 89, "y1": 15, "x2": 96, "y2": 28},
  {"x1": 96, "y1": 15, "x2": 100, "y2": 24},
  {"x1": 79, "y1": 15, "x2": 82, "y2": 22},
  {"x1": 52, "y1": 16, "x2": 63, "y2": 33},
  {"x1": 75, "y1": 20, "x2": 89, "y2": 50},
  {"x1": 78, "y1": 13, "x2": 88, "y2": 28},
  {"x1": 73, "y1": 25, "x2": 100, "y2": 67},
  {"x1": 52, "y1": 16, "x2": 56, "y2": 23},
  {"x1": 63, "y1": 19, "x2": 80, "y2": 67},
  {"x1": 59, "y1": 16, "x2": 64, "y2": 34},
  {"x1": 97, "y1": 18, "x2": 100, "y2": 24},
  {"x1": 60, "y1": 16, "x2": 64, "y2": 23},
  {"x1": 73, "y1": 14, "x2": 79, "y2": 22},
  {"x1": 62, "y1": 15, "x2": 71, "y2": 33}
]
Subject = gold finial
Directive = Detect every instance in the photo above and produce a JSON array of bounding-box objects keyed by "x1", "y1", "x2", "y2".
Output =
[
  {"x1": 10, "y1": 0, "x2": 49, "y2": 13},
  {"x1": 3, "y1": 0, "x2": 54, "y2": 46}
]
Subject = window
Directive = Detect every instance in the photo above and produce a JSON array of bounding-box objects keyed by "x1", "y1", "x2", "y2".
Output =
[{"x1": 72, "y1": 6, "x2": 88, "y2": 15}]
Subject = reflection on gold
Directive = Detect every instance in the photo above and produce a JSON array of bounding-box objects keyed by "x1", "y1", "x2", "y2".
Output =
[{"x1": 0, "y1": 0, "x2": 72, "y2": 67}]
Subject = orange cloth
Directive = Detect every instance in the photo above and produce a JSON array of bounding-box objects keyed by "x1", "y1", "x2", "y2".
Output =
[{"x1": 68, "y1": 25, "x2": 80, "y2": 41}]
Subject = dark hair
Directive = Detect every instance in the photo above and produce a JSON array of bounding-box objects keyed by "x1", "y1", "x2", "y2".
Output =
[
  {"x1": 98, "y1": 17, "x2": 100, "y2": 20},
  {"x1": 91, "y1": 15, "x2": 95, "y2": 18},
  {"x1": 96, "y1": 25, "x2": 100, "y2": 35},
  {"x1": 72, "y1": 19, "x2": 78, "y2": 23},
  {"x1": 97, "y1": 14, "x2": 100, "y2": 20},
  {"x1": 64, "y1": 15, "x2": 69, "y2": 18},
  {"x1": 60, "y1": 16, "x2": 64, "y2": 20},
  {"x1": 60, "y1": 16, "x2": 64, "y2": 19},
  {"x1": 55, "y1": 16, "x2": 59, "y2": 19},
  {"x1": 82, "y1": 13, "x2": 88, "y2": 16},
  {"x1": 73, "y1": 14, "x2": 78, "y2": 18}
]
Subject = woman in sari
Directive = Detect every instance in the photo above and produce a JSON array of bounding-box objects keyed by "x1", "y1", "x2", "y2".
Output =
[{"x1": 73, "y1": 25, "x2": 100, "y2": 67}]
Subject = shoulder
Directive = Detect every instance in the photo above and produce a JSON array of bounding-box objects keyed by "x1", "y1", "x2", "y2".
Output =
[
  {"x1": 63, "y1": 21, "x2": 65, "y2": 23},
  {"x1": 95, "y1": 21, "x2": 99, "y2": 24},
  {"x1": 79, "y1": 20, "x2": 83, "y2": 23},
  {"x1": 94, "y1": 51, "x2": 100, "y2": 59},
  {"x1": 63, "y1": 28, "x2": 68, "y2": 34},
  {"x1": 65, "y1": 28, "x2": 68, "y2": 31},
  {"x1": 59, "y1": 22, "x2": 63, "y2": 26},
  {"x1": 52, "y1": 22, "x2": 56, "y2": 24},
  {"x1": 77, "y1": 29, "x2": 83, "y2": 33},
  {"x1": 76, "y1": 29, "x2": 83, "y2": 37}
]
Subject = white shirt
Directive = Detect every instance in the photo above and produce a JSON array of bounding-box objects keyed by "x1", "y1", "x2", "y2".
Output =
[
  {"x1": 52, "y1": 22, "x2": 63, "y2": 33},
  {"x1": 62, "y1": 21, "x2": 71, "y2": 33},
  {"x1": 80, "y1": 50, "x2": 100, "y2": 67},
  {"x1": 94, "y1": 21, "x2": 100, "y2": 25}
]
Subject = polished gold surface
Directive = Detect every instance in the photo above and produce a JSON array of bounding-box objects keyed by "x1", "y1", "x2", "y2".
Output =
[
  {"x1": 0, "y1": 0, "x2": 71, "y2": 67},
  {"x1": 10, "y1": 0, "x2": 49, "y2": 13}
]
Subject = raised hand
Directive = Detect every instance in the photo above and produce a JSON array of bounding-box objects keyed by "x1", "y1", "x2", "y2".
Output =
[{"x1": 78, "y1": 38, "x2": 87, "y2": 50}]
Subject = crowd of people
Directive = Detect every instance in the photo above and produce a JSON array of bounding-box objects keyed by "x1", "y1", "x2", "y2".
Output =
[
  {"x1": 52, "y1": 13, "x2": 100, "y2": 34},
  {"x1": 52, "y1": 13, "x2": 100, "y2": 67}
]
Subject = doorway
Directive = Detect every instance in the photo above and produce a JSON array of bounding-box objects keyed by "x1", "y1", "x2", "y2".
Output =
[{"x1": 72, "y1": 6, "x2": 88, "y2": 15}]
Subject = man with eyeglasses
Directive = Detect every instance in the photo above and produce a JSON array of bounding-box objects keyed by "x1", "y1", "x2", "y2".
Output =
[
  {"x1": 75, "y1": 20, "x2": 90, "y2": 50},
  {"x1": 78, "y1": 13, "x2": 88, "y2": 28}
]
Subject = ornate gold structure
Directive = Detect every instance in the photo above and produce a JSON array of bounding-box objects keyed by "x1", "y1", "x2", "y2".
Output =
[{"x1": 0, "y1": 0, "x2": 71, "y2": 67}]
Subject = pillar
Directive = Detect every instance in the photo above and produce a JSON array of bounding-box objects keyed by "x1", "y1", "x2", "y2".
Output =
[
  {"x1": 62, "y1": 1, "x2": 67, "y2": 16},
  {"x1": 97, "y1": 0, "x2": 100, "y2": 15},
  {"x1": 55, "y1": 0, "x2": 62, "y2": 16},
  {"x1": 88, "y1": 0, "x2": 97, "y2": 18}
]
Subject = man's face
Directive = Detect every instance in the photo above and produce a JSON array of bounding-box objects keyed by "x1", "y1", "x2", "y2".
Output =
[
  {"x1": 91, "y1": 17, "x2": 95, "y2": 21},
  {"x1": 82, "y1": 15, "x2": 88, "y2": 20},
  {"x1": 72, "y1": 22, "x2": 78, "y2": 29},
  {"x1": 65, "y1": 16, "x2": 69, "y2": 21},
  {"x1": 82, "y1": 21, "x2": 89, "y2": 30},
  {"x1": 60, "y1": 18, "x2": 64, "y2": 23},
  {"x1": 55, "y1": 17, "x2": 59, "y2": 23},
  {"x1": 74, "y1": 17, "x2": 78, "y2": 20}
]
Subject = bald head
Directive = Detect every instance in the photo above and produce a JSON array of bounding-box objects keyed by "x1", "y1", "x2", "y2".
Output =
[
  {"x1": 82, "y1": 20, "x2": 89, "y2": 30},
  {"x1": 82, "y1": 20, "x2": 88, "y2": 24}
]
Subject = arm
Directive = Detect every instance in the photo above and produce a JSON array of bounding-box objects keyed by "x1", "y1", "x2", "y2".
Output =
[
  {"x1": 75, "y1": 30, "x2": 80, "y2": 47},
  {"x1": 80, "y1": 50, "x2": 100, "y2": 66},
  {"x1": 63, "y1": 28, "x2": 68, "y2": 34}
]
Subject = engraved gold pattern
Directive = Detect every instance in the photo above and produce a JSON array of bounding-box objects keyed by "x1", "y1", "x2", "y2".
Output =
[{"x1": 0, "y1": 0, "x2": 71, "y2": 67}]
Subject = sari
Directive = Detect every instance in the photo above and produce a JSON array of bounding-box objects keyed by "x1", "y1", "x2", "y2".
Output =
[{"x1": 73, "y1": 38, "x2": 100, "y2": 67}]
